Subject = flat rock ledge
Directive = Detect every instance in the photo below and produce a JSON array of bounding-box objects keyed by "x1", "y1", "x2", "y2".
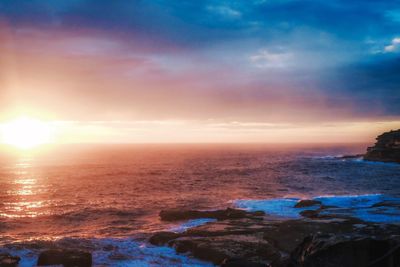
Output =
[
  {"x1": 160, "y1": 207, "x2": 265, "y2": 221},
  {"x1": 150, "y1": 208, "x2": 400, "y2": 267},
  {"x1": 37, "y1": 249, "x2": 92, "y2": 267}
]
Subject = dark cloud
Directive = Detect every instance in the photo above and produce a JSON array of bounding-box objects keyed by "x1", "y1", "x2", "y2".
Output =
[
  {"x1": 0, "y1": 0, "x2": 397, "y2": 46},
  {"x1": 0, "y1": 0, "x2": 399, "y2": 120},
  {"x1": 319, "y1": 55, "x2": 400, "y2": 117}
]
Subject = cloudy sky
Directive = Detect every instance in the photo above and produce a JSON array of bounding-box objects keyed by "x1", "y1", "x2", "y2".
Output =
[{"x1": 0, "y1": 0, "x2": 399, "y2": 143}]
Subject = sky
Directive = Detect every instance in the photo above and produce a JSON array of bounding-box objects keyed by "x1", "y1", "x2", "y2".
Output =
[{"x1": 0, "y1": 0, "x2": 399, "y2": 143}]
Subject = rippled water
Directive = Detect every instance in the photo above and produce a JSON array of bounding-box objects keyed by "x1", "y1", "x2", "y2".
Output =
[{"x1": 0, "y1": 144, "x2": 399, "y2": 265}]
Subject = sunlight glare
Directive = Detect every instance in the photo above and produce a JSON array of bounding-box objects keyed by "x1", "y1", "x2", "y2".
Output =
[{"x1": 1, "y1": 117, "x2": 54, "y2": 149}]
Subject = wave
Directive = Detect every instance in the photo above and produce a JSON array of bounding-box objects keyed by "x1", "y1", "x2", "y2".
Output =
[
  {"x1": 315, "y1": 155, "x2": 400, "y2": 166},
  {"x1": 169, "y1": 218, "x2": 216, "y2": 233},
  {"x1": 0, "y1": 237, "x2": 213, "y2": 267},
  {"x1": 234, "y1": 194, "x2": 400, "y2": 223}
]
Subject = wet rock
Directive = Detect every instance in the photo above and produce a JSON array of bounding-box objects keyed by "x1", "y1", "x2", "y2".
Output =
[
  {"x1": 149, "y1": 231, "x2": 180, "y2": 245},
  {"x1": 290, "y1": 234, "x2": 400, "y2": 267},
  {"x1": 0, "y1": 253, "x2": 20, "y2": 267},
  {"x1": 294, "y1": 200, "x2": 321, "y2": 208},
  {"x1": 159, "y1": 208, "x2": 264, "y2": 221},
  {"x1": 299, "y1": 210, "x2": 320, "y2": 219},
  {"x1": 151, "y1": 208, "x2": 400, "y2": 267},
  {"x1": 37, "y1": 249, "x2": 92, "y2": 267},
  {"x1": 170, "y1": 233, "x2": 279, "y2": 266},
  {"x1": 221, "y1": 258, "x2": 267, "y2": 267},
  {"x1": 364, "y1": 129, "x2": 400, "y2": 163},
  {"x1": 108, "y1": 252, "x2": 130, "y2": 261},
  {"x1": 337, "y1": 154, "x2": 364, "y2": 159}
]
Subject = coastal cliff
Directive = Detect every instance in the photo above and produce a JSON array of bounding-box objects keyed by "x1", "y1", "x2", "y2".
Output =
[{"x1": 364, "y1": 129, "x2": 400, "y2": 163}]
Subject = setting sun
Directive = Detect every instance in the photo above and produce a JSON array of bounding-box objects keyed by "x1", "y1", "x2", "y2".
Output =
[{"x1": 0, "y1": 117, "x2": 54, "y2": 149}]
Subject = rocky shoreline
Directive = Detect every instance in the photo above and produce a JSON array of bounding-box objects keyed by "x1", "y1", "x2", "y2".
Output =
[
  {"x1": 334, "y1": 129, "x2": 400, "y2": 164},
  {"x1": 150, "y1": 205, "x2": 400, "y2": 267},
  {"x1": 2, "y1": 201, "x2": 399, "y2": 266}
]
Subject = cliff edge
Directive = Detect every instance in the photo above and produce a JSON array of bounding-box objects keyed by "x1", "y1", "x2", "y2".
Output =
[{"x1": 364, "y1": 129, "x2": 400, "y2": 163}]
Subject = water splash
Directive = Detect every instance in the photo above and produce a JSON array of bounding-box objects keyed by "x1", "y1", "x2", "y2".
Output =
[{"x1": 235, "y1": 194, "x2": 400, "y2": 223}]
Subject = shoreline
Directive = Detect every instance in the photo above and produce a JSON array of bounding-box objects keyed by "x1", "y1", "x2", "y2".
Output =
[
  {"x1": 2, "y1": 194, "x2": 400, "y2": 266},
  {"x1": 149, "y1": 195, "x2": 400, "y2": 266}
]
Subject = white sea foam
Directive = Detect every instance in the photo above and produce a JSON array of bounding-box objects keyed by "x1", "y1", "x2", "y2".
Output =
[
  {"x1": 234, "y1": 194, "x2": 400, "y2": 223},
  {"x1": 235, "y1": 198, "x2": 318, "y2": 218},
  {"x1": 0, "y1": 216, "x2": 217, "y2": 267},
  {"x1": 1, "y1": 238, "x2": 214, "y2": 267},
  {"x1": 169, "y1": 218, "x2": 217, "y2": 233},
  {"x1": 92, "y1": 239, "x2": 213, "y2": 266}
]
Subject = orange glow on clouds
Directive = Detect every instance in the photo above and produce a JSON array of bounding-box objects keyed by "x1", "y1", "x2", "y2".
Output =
[
  {"x1": 1, "y1": 118, "x2": 395, "y2": 145},
  {"x1": 0, "y1": 23, "x2": 398, "y2": 145}
]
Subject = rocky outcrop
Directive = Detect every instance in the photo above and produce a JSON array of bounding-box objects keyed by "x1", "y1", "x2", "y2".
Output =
[
  {"x1": 294, "y1": 200, "x2": 321, "y2": 208},
  {"x1": 150, "y1": 208, "x2": 400, "y2": 267},
  {"x1": 290, "y1": 235, "x2": 400, "y2": 267},
  {"x1": 364, "y1": 129, "x2": 400, "y2": 163},
  {"x1": 336, "y1": 154, "x2": 364, "y2": 160},
  {"x1": 159, "y1": 208, "x2": 264, "y2": 221},
  {"x1": 0, "y1": 253, "x2": 20, "y2": 267},
  {"x1": 37, "y1": 249, "x2": 92, "y2": 267}
]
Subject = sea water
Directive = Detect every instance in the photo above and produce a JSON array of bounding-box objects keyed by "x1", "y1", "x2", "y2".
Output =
[{"x1": 0, "y1": 144, "x2": 399, "y2": 266}]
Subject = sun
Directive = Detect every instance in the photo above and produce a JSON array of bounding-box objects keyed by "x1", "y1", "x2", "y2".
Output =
[{"x1": 1, "y1": 117, "x2": 54, "y2": 149}]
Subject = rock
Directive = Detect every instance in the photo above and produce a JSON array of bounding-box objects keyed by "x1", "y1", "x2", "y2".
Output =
[
  {"x1": 0, "y1": 253, "x2": 20, "y2": 267},
  {"x1": 159, "y1": 208, "x2": 264, "y2": 221},
  {"x1": 294, "y1": 200, "x2": 321, "y2": 208},
  {"x1": 149, "y1": 231, "x2": 180, "y2": 245},
  {"x1": 290, "y1": 234, "x2": 400, "y2": 267},
  {"x1": 221, "y1": 258, "x2": 267, "y2": 267},
  {"x1": 108, "y1": 252, "x2": 130, "y2": 260},
  {"x1": 170, "y1": 233, "x2": 279, "y2": 266},
  {"x1": 299, "y1": 210, "x2": 320, "y2": 218},
  {"x1": 364, "y1": 129, "x2": 400, "y2": 163},
  {"x1": 336, "y1": 154, "x2": 364, "y2": 159},
  {"x1": 37, "y1": 249, "x2": 92, "y2": 267},
  {"x1": 151, "y1": 207, "x2": 400, "y2": 267}
]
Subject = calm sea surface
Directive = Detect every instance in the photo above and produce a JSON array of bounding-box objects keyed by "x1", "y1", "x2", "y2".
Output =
[{"x1": 0, "y1": 144, "x2": 399, "y2": 266}]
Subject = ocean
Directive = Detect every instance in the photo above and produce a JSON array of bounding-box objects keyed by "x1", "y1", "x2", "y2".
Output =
[{"x1": 0, "y1": 144, "x2": 399, "y2": 266}]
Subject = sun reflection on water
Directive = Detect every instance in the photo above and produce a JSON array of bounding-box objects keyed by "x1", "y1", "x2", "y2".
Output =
[{"x1": 1, "y1": 157, "x2": 48, "y2": 218}]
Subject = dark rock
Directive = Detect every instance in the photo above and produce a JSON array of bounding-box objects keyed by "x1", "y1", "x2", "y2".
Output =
[
  {"x1": 0, "y1": 253, "x2": 20, "y2": 267},
  {"x1": 159, "y1": 208, "x2": 264, "y2": 221},
  {"x1": 37, "y1": 249, "x2": 92, "y2": 267},
  {"x1": 149, "y1": 231, "x2": 180, "y2": 245},
  {"x1": 336, "y1": 154, "x2": 364, "y2": 159},
  {"x1": 299, "y1": 210, "x2": 320, "y2": 218},
  {"x1": 170, "y1": 233, "x2": 278, "y2": 266},
  {"x1": 108, "y1": 252, "x2": 130, "y2": 260},
  {"x1": 151, "y1": 207, "x2": 400, "y2": 267},
  {"x1": 364, "y1": 129, "x2": 400, "y2": 163},
  {"x1": 294, "y1": 200, "x2": 321, "y2": 208},
  {"x1": 290, "y1": 234, "x2": 400, "y2": 267},
  {"x1": 221, "y1": 258, "x2": 267, "y2": 267},
  {"x1": 172, "y1": 238, "x2": 227, "y2": 264}
]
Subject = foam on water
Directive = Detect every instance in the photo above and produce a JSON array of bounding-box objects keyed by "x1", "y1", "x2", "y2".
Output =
[
  {"x1": 234, "y1": 194, "x2": 400, "y2": 223},
  {"x1": 0, "y1": 238, "x2": 214, "y2": 267},
  {"x1": 92, "y1": 239, "x2": 213, "y2": 266},
  {"x1": 352, "y1": 159, "x2": 400, "y2": 166},
  {"x1": 169, "y1": 218, "x2": 217, "y2": 233},
  {"x1": 0, "y1": 216, "x2": 217, "y2": 266},
  {"x1": 235, "y1": 198, "x2": 316, "y2": 218}
]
